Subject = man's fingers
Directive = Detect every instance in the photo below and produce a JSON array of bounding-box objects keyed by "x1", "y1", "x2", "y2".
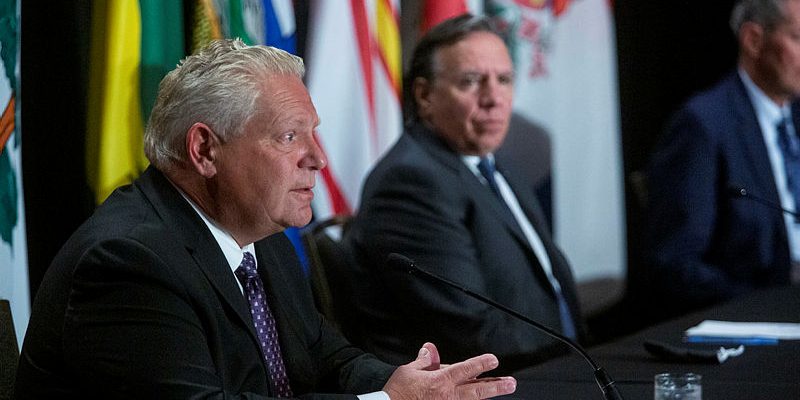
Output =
[
  {"x1": 421, "y1": 342, "x2": 441, "y2": 371},
  {"x1": 406, "y1": 342, "x2": 441, "y2": 371},
  {"x1": 384, "y1": 345, "x2": 516, "y2": 399},
  {"x1": 405, "y1": 344, "x2": 433, "y2": 370},
  {"x1": 442, "y1": 353, "x2": 500, "y2": 382},
  {"x1": 457, "y1": 376, "x2": 518, "y2": 399}
]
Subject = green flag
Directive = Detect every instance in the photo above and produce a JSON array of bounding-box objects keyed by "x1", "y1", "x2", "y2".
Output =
[
  {"x1": 86, "y1": 0, "x2": 185, "y2": 204},
  {"x1": 0, "y1": 0, "x2": 29, "y2": 348}
]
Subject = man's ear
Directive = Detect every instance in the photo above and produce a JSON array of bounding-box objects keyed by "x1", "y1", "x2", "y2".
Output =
[
  {"x1": 740, "y1": 21, "x2": 765, "y2": 60},
  {"x1": 186, "y1": 122, "x2": 220, "y2": 178},
  {"x1": 414, "y1": 77, "x2": 432, "y2": 118}
]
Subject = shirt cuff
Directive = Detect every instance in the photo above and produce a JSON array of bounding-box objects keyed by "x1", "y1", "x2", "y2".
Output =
[{"x1": 357, "y1": 391, "x2": 390, "y2": 400}]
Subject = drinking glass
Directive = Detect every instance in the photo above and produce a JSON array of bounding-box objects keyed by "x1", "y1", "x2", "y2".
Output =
[{"x1": 654, "y1": 372, "x2": 702, "y2": 400}]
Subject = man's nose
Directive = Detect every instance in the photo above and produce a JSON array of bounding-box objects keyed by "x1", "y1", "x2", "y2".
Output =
[
  {"x1": 479, "y1": 79, "x2": 502, "y2": 107},
  {"x1": 302, "y1": 133, "x2": 328, "y2": 170}
]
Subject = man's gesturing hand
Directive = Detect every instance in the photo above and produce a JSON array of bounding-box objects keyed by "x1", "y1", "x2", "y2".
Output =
[{"x1": 383, "y1": 342, "x2": 517, "y2": 399}]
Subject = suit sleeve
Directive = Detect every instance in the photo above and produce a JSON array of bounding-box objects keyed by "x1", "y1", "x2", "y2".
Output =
[{"x1": 645, "y1": 108, "x2": 751, "y2": 310}]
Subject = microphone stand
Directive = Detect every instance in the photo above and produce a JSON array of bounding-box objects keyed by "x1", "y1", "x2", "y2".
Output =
[{"x1": 388, "y1": 253, "x2": 624, "y2": 400}]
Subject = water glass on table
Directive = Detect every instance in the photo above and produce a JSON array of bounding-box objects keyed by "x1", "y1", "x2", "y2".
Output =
[{"x1": 654, "y1": 372, "x2": 701, "y2": 400}]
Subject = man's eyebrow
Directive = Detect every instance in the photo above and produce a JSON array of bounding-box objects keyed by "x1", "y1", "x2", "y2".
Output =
[{"x1": 275, "y1": 115, "x2": 316, "y2": 129}]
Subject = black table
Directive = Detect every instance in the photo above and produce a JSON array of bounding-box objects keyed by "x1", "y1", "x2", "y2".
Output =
[{"x1": 504, "y1": 286, "x2": 800, "y2": 399}]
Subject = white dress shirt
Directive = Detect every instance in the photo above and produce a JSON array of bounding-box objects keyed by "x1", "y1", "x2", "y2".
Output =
[{"x1": 739, "y1": 68, "x2": 800, "y2": 264}]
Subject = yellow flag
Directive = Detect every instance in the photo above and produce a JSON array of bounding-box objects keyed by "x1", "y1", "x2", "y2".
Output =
[{"x1": 86, "y1": 0, "x2": 148, "y2": 204}]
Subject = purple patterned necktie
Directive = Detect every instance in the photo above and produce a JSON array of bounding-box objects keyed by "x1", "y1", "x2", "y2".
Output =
[{"x1": 235, "y1": 252, "x2": 293, "y2": 398}]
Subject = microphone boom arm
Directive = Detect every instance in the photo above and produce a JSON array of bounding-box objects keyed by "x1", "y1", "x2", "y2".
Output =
[
  {"x1": 388, "y1": 253, "x2": 624, "y2": 400},
  {"x1": 729, "y1": 186, "x2": 800, "y2": 219}
]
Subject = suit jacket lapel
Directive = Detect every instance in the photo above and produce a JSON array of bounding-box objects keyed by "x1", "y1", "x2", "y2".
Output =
[
  {"x1": 502, "y1": 165, "x2": 583, "y2": 332},
  {"x1": 500, "y1": 163, "x2": 566, "y2": 294},
  {"x1": 254, "y1": 238, "x2": 307, "y2": 349},
  {"x1": 501, "y1": 163, "x2": 553, "y2": 237},
  {"x1": 134, "y1": 167, "x2": 261, "y2": 350},
  {"x1": 254, "y1": 235, "x2": 318, "y2": 388},
  {"x1": 464, "y1": 169, "x2": 529, "y2": 240},
  {"x1": 408, "y1": 124, "x2": 530, "y2": 244}
]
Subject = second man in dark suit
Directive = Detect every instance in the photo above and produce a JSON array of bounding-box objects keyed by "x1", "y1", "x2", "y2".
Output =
[
  {"x1": 645, "y1": 0, "x2": 800, "y2": 316},
  {"x1": 345, "y1": 14, "x2": 583, "y2": 374}
]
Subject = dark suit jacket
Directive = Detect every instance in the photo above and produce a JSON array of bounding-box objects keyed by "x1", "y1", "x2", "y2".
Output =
[
  {"x1": 645, "y1": 71, "x2": 795, "y2": 314},
  {"x1": 14, "y1": 167, "x2": 394, "y2": 399},
  {"x1": 345, "y1": 123, "x2": 582, "y2": 374}
]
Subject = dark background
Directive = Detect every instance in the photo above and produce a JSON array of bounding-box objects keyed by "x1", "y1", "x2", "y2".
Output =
[{"x1": 19, "y1": 2, "x2": 739, "y2": 320}]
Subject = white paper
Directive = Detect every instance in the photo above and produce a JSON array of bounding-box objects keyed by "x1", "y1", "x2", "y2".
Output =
[{"x1": 685, "y1": 320, "x2": 800, "y2": 339}]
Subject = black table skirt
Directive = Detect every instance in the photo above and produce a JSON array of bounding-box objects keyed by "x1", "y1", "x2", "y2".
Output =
[{"x1": 504, "y1": 286, "x2": 800, "y2": 399}]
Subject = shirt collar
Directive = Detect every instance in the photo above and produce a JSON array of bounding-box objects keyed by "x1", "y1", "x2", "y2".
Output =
[
  {"x1": 171, "y1": 182, "x2": 256, "y2": 272},
  {"x1": 739, "y1": 67, "x2": 791, "y2": 123},
  {"x1": 461, "y1": 153, "x2": 495, "y2": 175}
]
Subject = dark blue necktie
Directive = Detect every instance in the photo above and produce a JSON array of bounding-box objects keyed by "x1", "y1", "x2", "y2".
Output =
[
  {"x1": 235, "y1": 252, "x2": 293, "y2": 398},
  {"x1": 556, "y1": 287, "x2": 577, "y2": 340},
  {"x1": 777, "y1": 117, "x2": 800, "y2": 222},
  {"x1": 477, "y1": 157, "x2": 502, "y2": 198}
]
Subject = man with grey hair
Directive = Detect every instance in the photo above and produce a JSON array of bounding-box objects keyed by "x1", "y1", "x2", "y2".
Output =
[
  {"x1": 14, "y1": 39, "x2": 517, "y2": 399},
  {"x1": 645, "y1": 0, "x2": 800, "y2": 316}
]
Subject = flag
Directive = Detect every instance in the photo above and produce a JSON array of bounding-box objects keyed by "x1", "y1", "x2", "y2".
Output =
[
  {"x1": 306, "y1": 0, "x2": 403, "y2": 219},
  {"x1": 0, "y1": 0, "x2": 29, "y2": 347},
  {"x1": 140, "y1": 1, "x2": 185, "y2": 123},
  {"x1": 263, "y1": 0, "x2": 295, "y2": 53},
  {"x1": 86, "y1": 0, "x2": 185, "y2": 204},
  {"x1": 225, "y1": 0, "x2": 264, "y2": 45},
  {"x1": 190, "y1": 0, "x2": 223, "y2": 52},
  {"x1": 487, "y1": 0, "x2": 624, "y2": 282},
  {"x1": 421, "y1": 0, "x2": 466, "y2": 32},
  {"x1": 420, "y1": 0, "x2": 487, "y2": 32}
]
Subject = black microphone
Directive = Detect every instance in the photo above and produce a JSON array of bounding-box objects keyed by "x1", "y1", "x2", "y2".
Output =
[
  {"x1": 727, "y1": 185, "x2": 800, "y2": 219},
  {"x1": 386, "y1": 253, "x2": 624, "y2": 400}
]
